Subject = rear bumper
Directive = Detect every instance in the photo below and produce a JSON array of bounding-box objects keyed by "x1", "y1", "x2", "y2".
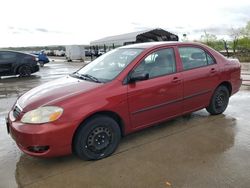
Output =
[
  {"x1": 31, "y1": 65, "x2": 39, "y2": 73},
  {"x1": 43, "y1": 59, "x2": 50, "y2": 63},
  {"x1": 232, "y1": 78, "x2": 242, "y2": 95}
]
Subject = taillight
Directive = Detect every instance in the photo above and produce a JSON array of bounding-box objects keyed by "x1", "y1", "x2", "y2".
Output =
[{"x1": 32, "y1": 56, "x2": 38, "y2": 61}]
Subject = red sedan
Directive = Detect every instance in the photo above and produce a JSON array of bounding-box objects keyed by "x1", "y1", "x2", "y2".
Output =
[{"x1": 6, "y1": 42, "x2": 242, "y2": 160}]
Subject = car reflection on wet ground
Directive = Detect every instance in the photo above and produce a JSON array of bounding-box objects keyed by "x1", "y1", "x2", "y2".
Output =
[{"x1": 0, "y1": 60, "x2": 250, "y2": 188}]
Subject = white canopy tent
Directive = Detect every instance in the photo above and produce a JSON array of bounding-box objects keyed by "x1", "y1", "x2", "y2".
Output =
[{"x1": 90, "y1": 28, "x2": 178, "y2": 48}]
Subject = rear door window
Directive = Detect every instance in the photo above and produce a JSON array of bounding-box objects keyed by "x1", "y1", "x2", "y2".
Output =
[
  {"x1": 178, "y1": 47, "x2": 215, "y2": 70},
  {"x1": 0, "y1": 52, "x2": 17, "y2": 60}
]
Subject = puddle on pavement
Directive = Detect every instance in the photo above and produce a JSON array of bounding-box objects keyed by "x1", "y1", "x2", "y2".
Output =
[{"x1": 0, "y1": 96, "x2": 19, "y2": 188}]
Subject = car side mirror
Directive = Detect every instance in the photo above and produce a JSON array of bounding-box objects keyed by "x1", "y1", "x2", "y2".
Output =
[{"x1": 129, "y1": 72, "x2": 149, "y2": 83}]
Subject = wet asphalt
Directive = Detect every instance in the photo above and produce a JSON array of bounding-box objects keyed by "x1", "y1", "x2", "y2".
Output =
[{"x1": 0, "y1": 59, "x2": 250, "y2": 188}]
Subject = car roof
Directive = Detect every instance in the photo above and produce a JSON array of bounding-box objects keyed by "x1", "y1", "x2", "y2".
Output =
[
  {"x1": 120, "y1": 41, "x2": 207, "y2": 49},
  {"x1": 0, "y1": 50, "x2": 36, "y2": 56}
]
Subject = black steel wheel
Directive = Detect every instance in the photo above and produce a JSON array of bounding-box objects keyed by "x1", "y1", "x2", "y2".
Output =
[
  {"x1": 18, "y1": 65, "x2": 31, "y2": 77},
  {"x1": 73, "y1": 115, "x2": 121, "y2": 160},
  {"x1": 206, "y1": 85, "x2": 229, "y2": 115}
]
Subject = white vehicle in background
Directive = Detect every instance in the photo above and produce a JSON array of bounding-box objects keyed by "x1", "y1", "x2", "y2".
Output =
[
  {"x1": 54, "y1": 50, "x2": 65, "y2": 57},
  {"x1": 65, "y1": 45, "x2": 85, "y2": 62}
]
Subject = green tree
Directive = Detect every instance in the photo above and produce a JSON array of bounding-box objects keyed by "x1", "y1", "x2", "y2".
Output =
[
  {"x1": 238, "y1": 37, "x2": 250, "y2": 50},
  {"x1": 200, "y1": 31, "x2": 217, "y2": 46},
  {"x1": 229, "y1": 27, "x2": 242, "y2": 54},
  {"x1": 242, "y1": 21, "x2": 250, "y2": 38},
  {"x1": 200, "y1": 31, "x2": 224, "y2": 51},
  {"x1": 222, "y1": 39, "x2": 229, "y2": 57}
]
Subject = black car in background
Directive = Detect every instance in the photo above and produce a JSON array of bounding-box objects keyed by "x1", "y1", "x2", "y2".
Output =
[{"x1": 0, "y1": 50, "x2": 39, "y2": 77}]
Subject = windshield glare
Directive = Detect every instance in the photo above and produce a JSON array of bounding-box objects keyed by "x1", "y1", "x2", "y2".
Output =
[{"x1": 76, "y1": 48, "x2": 143, "y2": 82}]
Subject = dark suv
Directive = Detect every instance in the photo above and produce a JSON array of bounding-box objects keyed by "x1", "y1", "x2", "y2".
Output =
[{"x1": 0, "y1": 50, "x2": 39, "y2": 77}]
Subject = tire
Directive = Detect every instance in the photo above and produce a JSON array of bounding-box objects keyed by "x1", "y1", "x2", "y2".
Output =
[
  {"x1": 73, "y1": 115, "x2": 121, "y2": 160},
  {"x1": 18, "y1": 65, "x2": 31, "y2": 77},
  {"x1": 39, "y1": 61, "x2": 44, "y2": 67},
  {"x1": 206, "y1": 85, "x2": 229, "y2": 115}
]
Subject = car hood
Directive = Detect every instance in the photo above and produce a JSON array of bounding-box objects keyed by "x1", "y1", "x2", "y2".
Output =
[{"x1": 18, "y1": 76, "x2": 102, "y2": 112}]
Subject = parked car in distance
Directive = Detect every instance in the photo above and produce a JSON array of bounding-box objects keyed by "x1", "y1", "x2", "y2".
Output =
[
  {"x1": 98, "y1": 50, "x2": 105, "y2": 56},
  {"x1": 0, "y1": 50, "x2": 39, "y2": 77},
  {"x1": 31, "y1": 52, "x2": 50, "y2": 67},
  {"x1": 85, "y1": 50, "x2": 93, "y2": 57},
  {"x1": 6, "y1": 42, "x2": 242, "y2": 160},
  {"x1": 53, "y1": 50, "x2": 65, "y2": 57}
]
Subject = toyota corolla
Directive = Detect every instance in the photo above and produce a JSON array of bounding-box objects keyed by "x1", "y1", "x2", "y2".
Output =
[{"x1": 6, "y1": 42, "x2": 242, "y2": 160}]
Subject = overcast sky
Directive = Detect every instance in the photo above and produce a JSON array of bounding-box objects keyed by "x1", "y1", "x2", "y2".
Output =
[{"x1": 1, "y1": 0, "x2": 250, "y2": 47}]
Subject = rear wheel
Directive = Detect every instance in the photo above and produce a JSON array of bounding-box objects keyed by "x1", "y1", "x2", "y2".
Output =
[
  {"x1": 73, "y1": 115, "x2": 121, "y2": 160},
  {"x1": 206, "y1": 85, "x2": 229, "y2": 115},
  {"x1": 39, "y1": 61, "x2": 44, "y2": 67},
  {"x1": 18, "y1": 65, "x2": 31, "y2": 77}
]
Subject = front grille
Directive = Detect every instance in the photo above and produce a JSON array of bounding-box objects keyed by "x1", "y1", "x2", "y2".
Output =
[{"x1": 13, "y1": 105, "x2": 22, "y2": 119}]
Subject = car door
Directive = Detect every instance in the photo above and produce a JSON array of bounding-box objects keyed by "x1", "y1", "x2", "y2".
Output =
[
  {"x1": 127, "y1": 47, "x2": 183, "y2": 129},
  {"x1": 177, "y1": 46, "x2": 220, "y2": 113},
  {"x1": 0, "y1": 51, "x2": 17, "y2": 75}
]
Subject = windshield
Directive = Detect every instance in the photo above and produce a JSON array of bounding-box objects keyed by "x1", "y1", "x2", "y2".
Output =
[{"x1": 75, "y1": 48, "x2": 143, "y2": 83}]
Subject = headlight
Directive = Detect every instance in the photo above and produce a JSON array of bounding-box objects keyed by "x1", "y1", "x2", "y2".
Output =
[{"x1": 21, "y1": 106, "x2": 63, "y2": 124}]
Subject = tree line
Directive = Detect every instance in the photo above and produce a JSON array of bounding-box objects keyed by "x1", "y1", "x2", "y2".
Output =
[{"x1": 194, "y1": 21, "x2": 250, "y2": 62}]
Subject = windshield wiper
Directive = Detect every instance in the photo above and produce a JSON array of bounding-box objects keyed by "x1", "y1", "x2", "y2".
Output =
[
  {"x1": 70, "y1": 72, "x2": 86, "y2": 80},
  {"x1": 81, "y1": 74, "x2": 101, "y2": 83},
  {"x1": 71, "y1": 72, "x2": 102, "y2": 83}
]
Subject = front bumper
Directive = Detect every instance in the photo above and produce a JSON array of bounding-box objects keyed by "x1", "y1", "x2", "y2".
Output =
[{"x1": 6, "y1": 111, "x2": 77, "y2": 157}]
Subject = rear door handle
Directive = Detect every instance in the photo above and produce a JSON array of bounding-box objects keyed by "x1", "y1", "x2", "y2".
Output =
[
  {"x1": 210, "y1": 68, "x2": 216, "y2": 73},
  {"x1": 172, "y1": 77, "x2": 181, "y2": 83}
]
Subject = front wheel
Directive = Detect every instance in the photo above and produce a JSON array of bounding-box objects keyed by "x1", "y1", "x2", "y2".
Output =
[
  {"x1": 73, "y1": 115, "x2": 121, "y2": 160},
  {"x1": 206, "y1": 85, "x2": 229, "y2": 115}
]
